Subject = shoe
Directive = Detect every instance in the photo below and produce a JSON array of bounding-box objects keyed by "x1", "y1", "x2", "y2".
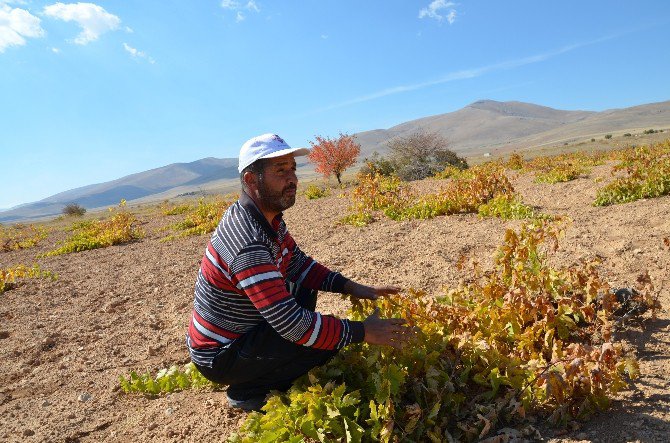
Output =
[{"x1": 226, "y1": 392, "x2": 267, "y2": 412}]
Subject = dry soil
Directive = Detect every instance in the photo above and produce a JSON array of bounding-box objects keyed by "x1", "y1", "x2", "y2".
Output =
[{"x1": 1, "y1": 163, "x2": 669, "y2": 442}]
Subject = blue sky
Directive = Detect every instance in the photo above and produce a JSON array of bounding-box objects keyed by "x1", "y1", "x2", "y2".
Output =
[{"x1": 1, "y1": 0, "x2": 669, "y2": 209}]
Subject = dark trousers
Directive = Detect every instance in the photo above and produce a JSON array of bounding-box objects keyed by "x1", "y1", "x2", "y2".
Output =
[{"x1": 195, "y1": 283, "x2": 338, "y2": 399}]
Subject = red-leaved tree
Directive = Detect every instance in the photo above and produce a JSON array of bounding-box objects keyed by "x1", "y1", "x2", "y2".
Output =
[{"x1": 308, "y1": 133, "x2": 361, "y2": 185}]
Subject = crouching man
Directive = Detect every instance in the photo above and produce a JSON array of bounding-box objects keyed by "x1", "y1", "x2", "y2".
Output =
[{"x1": 186, "y1": 133, "x2": 411, "y2": 411}]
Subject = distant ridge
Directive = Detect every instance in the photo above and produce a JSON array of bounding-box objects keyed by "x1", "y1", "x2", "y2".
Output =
[
  {"x1": 0, "y1": 158, "x2": 239, "y2": 222},
  {"x1": 2, "y1": 99, "x2": 669, "y2": 223},
  {"x1": 354, "y1": 99, "x2": 670, "y2": 157}
]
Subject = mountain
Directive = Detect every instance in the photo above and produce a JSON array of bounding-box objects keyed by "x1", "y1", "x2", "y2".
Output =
[
  {"x1": 0, "y1": 158, "x2": 238, "y2": 223},
  {"x1": 2, "y1": 99, "x2": 669, "y2": 223},
  {"x1": 355, "y1": 99, "x2": 670, "y2": 157}
]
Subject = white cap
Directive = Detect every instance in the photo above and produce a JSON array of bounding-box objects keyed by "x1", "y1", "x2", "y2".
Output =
[{"x1": 238, "y1": 133, "x2": 310, "y2": 173}]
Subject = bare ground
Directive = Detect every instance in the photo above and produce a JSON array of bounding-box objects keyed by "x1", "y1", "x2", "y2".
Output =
[{"x1": 1, "y1": 163, "x2": 669, "y2": 442}]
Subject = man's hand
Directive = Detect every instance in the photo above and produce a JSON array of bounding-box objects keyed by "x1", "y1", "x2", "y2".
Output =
[
  {"x1": 362, "y1": 308, "x2": 412, "y2": 349},
  {"x1": 344, "y1": 280, "x2": 400, "y2": 300}
]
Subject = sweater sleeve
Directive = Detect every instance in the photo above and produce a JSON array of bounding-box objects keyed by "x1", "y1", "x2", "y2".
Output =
[{"x1": 230, "y1": 242, "x2": 364, "y2": 349}]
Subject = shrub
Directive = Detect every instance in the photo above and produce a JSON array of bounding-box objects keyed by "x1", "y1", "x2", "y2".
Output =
[
  {"x1": 521, "y1": 151, "x2": 604, "y2": 184},
  {"x1": 308, "y1": 133, "x2": 361, "y2": 185},
  {"x1": 1, "y1": 224, "x2": 48, "y2": 252},
  {"x1": 304, "y1": 184, "x2": 329, "y2": 200},
  {"x1": 120, "y1": 362, "x2": 217, "y2": 395},
  {"x1": 1, "y1": 264, "x2": 57, "y2": 294},
  {"x1": 477, "y1": 194, "x2": 543, "y2": 220},
  {"x1": 345, "y1": 164, "x2": 518, "y2": 224},
  {"x1": 432, "y1": 165, "x2": 467, "y2": 179},
  {"x1": 164, "y1": 197, "x2": 235, "y2": 239},
  {"x1": 643, "y1": 129, "x2": 657, "y2": 134},
  {"x1": 340, "y1": 173, "x2": 413, "y2": 226},
  {"x1": 595, "y1": 140, "x2": 670, "y2": 206},
  {"x1": 358, "y1": 152, "x2": 397, "y2": 177},
  {"x1": 62, "y1": 203, "x2": 86, "y2": 217},
  {"x1": 160, "y1": 200, "x2": 192, "y2": 216},
  {"x1": 604, "y1": 134, "x2": 612, "y2": 139},
  {"x1": 505, "y1": 153, "x2": 525, "y2": 170},
  {"x1": 46, "y1": 201, "x2": 143, "y2": 255},
  {"x1": 231, "y1": 221, "x2": 654, "y2": 442},
  {"x1": 386, "y1": 131, "x2": 468, "y2": 181},
  {"x1": 534, "y1": 163, "x2": 586, "y2": 184},
  {"x1": 623, "y1": 133, "x2": 632, "y2": 137},
  {"x1": 591, "y1": 138, "x2": 596, "y2": 142},
  {"x1": 397, "y1": 164, "x2": 514, "y2": 220},
  {"x1": 338, "y1": 211, "x2": 374, "y2": 227}
]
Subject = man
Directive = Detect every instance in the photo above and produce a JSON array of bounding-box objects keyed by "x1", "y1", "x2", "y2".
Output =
[{"x1": 187, "y1": 133, "x2": 410, "y2": 411}]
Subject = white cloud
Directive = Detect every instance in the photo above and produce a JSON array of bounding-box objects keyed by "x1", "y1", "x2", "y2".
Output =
[
  {"x1": 419, "y1": 0, "x2": 457, "y2": 24},
  {"x1": 123, "y1": 42, "x2": 154, "y2": 64},
  {"x1": 320, "y1": 34, "x2": 328, "y2": 39},
  {"x1": 125, "y1": 26, "x2": 133, "y2": 33},
  {"x1": 0, "y1": 4, "x2": 44, "y2": 53},
  {"x1": 43, "y1": 2, "x2": 121, "y2": 45},
  {"x1": 51, "y1": 46, "x2": 60, "y2": 53},
  {"x1": 221, "y1": 0, "x2": 259, "y2": 21},
  {"x1": 220, "y1": 0, "x2": 240, "y2": 9}
]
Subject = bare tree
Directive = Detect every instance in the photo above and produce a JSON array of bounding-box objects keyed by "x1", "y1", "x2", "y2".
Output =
[{"x1": 386, "y1": 131, "x2": 467, "y2": 181}]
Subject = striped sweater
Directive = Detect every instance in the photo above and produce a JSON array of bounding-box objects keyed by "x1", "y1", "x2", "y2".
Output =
[{"x1": 187, "y1": 191, "x2": 365, "y2": 368}]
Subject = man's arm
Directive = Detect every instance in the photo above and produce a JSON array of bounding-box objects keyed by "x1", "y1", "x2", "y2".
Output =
[
  {"x1": 343, "y1": 280, "x2": 401, "y2": 300},
  {"x1": 231, "y1": 243, "x2": 364, "y2": 350},
  {"x1": 284, "y1": 237, "x2": 412, "y2": 349}
]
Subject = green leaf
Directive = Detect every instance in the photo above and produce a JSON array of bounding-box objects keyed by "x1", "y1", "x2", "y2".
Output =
[
  {"x1": 300, "y1": 420, "x2": 319, "y2": 440},
  {"x1": 343, "y1": 416, "x2": 363, "y2": 443},
  {"x1": 427, "y1": 402, "x2": 441, "y2": 421}
]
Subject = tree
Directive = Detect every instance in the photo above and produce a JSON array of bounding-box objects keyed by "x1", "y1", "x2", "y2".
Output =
[
  {"x1": 308, "y1": 133, "x2": 361, "y2": 185},
  {"x1": 386, "y1": 131, "x2": 467, "y2": 181},
  {"x1": 62, "y1": 203, "x2": 86, "y2": 216}
]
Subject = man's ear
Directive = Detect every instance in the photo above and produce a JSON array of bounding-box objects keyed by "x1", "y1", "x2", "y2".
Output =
[{"x1": 243, "y1": 171, "x2": 257, "y2": 190}]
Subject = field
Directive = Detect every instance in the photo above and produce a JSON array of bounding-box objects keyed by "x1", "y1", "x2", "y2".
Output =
[{"x1": 1, "y1": 147, "x2": 669, "y2": 442}]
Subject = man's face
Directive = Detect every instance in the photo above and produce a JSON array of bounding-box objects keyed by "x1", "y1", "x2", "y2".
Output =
[{"x1": 255, "y1": 154, "x2": 298, "y2": 213}]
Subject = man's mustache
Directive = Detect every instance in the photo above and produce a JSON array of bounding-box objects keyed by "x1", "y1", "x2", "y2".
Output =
[{"x1": 283, "y1": 184, "x2": 297, "y2": 192}]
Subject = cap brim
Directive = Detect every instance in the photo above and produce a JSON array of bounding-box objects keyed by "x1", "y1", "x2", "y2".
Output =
[{"x1": 260, "y1": 147, "x2": 310, "y2": 160}]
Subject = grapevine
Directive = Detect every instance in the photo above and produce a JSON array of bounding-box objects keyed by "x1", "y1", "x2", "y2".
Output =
[
  {"x1": 232, "y1": 220, "x2": 654, "y2": 442},
  {"x1": 594, "y1": 140, "x2": 670, "y2": 206},
  {"x1": 342, "y1": 164, "x2": 542, "y2": 224},
  {"x1": 119, "y1": 362, "x2": 218, "y2": 395},
  {"x1": 0, "y1": 223, "x2": 48, "y2": 252},
  {"x1": 162, "y1": 196, "x2": 237, "y2": 240},
  {"x1": 45, "y1": 200, "x2": 143, "y2": 256},
  {"x1": 0, "y1": 264, "x2": 57, "y2": 294}
]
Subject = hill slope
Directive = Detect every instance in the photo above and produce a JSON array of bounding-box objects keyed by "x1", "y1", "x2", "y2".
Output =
[
  {"x1": 2, "y1": 99, "x2": 669, "y2": 223},
  {"x1": 355, "y1": 99, "x2": 670, "y2": 157}
]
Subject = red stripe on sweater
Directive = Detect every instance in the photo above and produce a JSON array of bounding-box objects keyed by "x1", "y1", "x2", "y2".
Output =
[
  {"x1": 295, "y1": 316, "x2": 317, "y2": 345},
  {"x1": 206, "y1": 243, "x2": 229, "y2": 270},
  {"x1": 188, "y1": 317, "x2": 220, "y2": 349},
  {"x1": 201, "y1": 257, "x2": 236, "y2": 290},
  {"x1": 235, "y1": 264, "x2": 282, "y2": 283},
  {"x1": 248, "y1": 285, "x2": 288, "y2": 309},
  {"x1": 314, "y1": 316, "x2": 341, "y2": 350},
  {"x1": 302, "y1": 261, "x2": 330, "y2": 288},
  {"x1": 192, "y1": 310, "x2": 241, "y2": 340}
]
